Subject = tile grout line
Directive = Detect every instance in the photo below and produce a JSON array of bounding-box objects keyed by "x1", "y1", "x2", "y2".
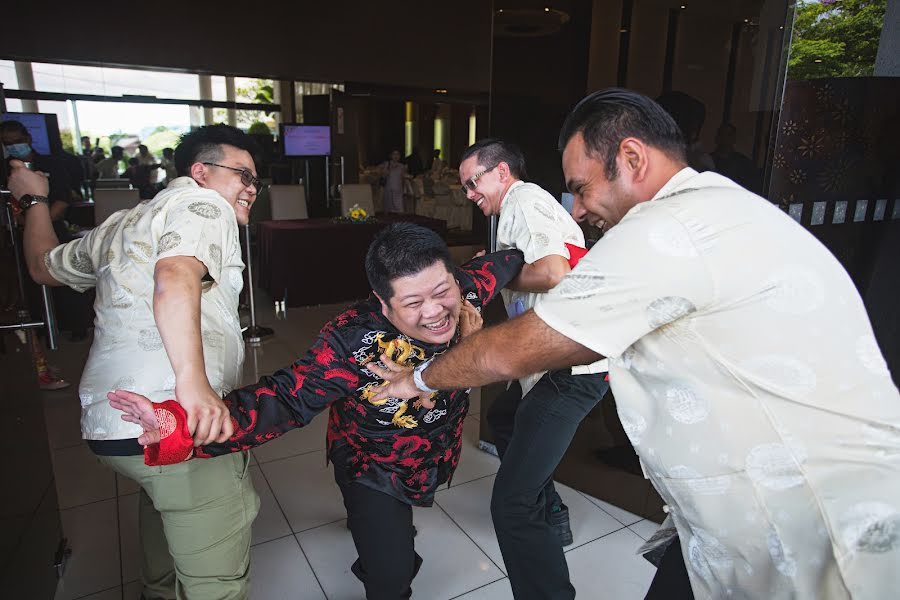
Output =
[
  {"x1": 430, "y1": 498, "x2": 507, "y2": 577},
  {"x1": 291, "y1": 534, "x2": 329, "y2": 600},
  {"x1": 446, "y1": 575, "x2": 510, "y2": 600},
  {"x1": 254, "y1": 458, "x2": 328, "y2": 598},
  {"x1": 59, "y1": 489, "x2": 136, "y2": 513},
  {"x1": 69, "y1": 582, "x2": 122, "y2": 600},
  {"x1": 563, "y1": 524, "x2": 629, "y2": 554},
  {"x1": 574, "y1": 488, "x2": 641, "y2": 527},
  {"x1": 438, "y1": 470, "x2": 498, "y2": 493}
]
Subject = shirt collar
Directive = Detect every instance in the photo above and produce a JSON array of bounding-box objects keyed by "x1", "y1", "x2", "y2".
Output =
[
  {"x1": 650, "y1": 167, "x2": 699, "y2": 202},
  {"x1": 500, "y1": 179, "x2": 526, "y2": 211},
  {"x1": 168, "y1": 176, "x2": 200, "y2": 189}
]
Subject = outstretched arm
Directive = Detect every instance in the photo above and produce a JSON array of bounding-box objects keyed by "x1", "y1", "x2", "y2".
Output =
[
  {"x1": 368, "y1": 309, "x2": 602, "y2": 401},
  {"x1": 110, "y1": 325, "x2": 359, "y2": 459}
]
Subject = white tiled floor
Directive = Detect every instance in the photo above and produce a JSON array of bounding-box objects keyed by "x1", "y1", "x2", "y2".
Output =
[{"x1": 47, "y1": 297, "x2": 659, "y2": 599}]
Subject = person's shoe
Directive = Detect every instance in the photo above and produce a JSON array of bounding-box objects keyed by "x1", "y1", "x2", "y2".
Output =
[
  {"x1": 38, "y1": 371, "x2": 71, "y2": 391},
  {"x1": 548, "y1": 503, "x2": 574, "y2": 547}
]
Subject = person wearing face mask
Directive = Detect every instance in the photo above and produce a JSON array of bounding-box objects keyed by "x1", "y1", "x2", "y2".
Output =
[
  {"x1": 1, "y1": 120, "x2": 73, "y2": 224},
  {"x1": 107, "y1": 223, "x2": 525, "y2": 600},
  {"x1": 456, "y1": 139, "x2": 609, "y2": 600},
  {"x1": 8, "y1": 123, "x2": 263, "y2": 600},
  {"x1": 2, "y1": 119, "x2": 81, "y2": 385}
]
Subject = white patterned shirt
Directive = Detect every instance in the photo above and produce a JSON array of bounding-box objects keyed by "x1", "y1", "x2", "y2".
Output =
[
  {"x1": 535, "y1": 168, "x2": 900, "y2": 599},
  {"x1": 46, "y1": 177, "x2": 246, "y2": 440},
  {"x1": 498, "y1": 180, "x2": 605, "y2": 395}
]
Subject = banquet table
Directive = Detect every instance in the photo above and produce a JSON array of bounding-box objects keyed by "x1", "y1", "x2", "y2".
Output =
[{"x1": 257, "y1": 213, "x2": 447, "y2": 307}]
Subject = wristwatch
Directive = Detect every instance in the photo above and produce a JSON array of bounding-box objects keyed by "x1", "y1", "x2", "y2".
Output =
[
  {"x1": 18, "y1": 194, "x2": 50, "y2": 211},
  {"x1": 412, "y1": 358, "x2": 438, "y2": 394}
]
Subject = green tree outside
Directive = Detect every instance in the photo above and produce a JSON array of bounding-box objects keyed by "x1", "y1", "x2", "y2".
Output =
[{"x1": 789, "y1": 0, "x2": 887, "y2": 80}]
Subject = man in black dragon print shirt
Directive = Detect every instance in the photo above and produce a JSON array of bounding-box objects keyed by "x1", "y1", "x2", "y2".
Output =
[{"x1": 110, "y1": 223, "x2": 524, "y2": 599}]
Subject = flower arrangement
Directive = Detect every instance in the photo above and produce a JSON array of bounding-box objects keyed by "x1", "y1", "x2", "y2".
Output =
[
  {"x1": 335, "y1": 203, "x2": 374, "y2": 224},
  {"x1": 348, "y1": 204, "x2": 368, "y2": 222}
]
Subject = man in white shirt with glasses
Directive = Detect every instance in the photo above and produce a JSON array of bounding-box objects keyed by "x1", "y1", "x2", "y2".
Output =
[
  {"x1": 455, "y1": 139, "x2": 609, "y2": 600},
  {"x1": 9, "y1": 124, "x2": 264, "y2": 600}
]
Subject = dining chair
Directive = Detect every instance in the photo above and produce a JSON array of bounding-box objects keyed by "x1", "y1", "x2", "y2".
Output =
[
  {"x1": 93, "y1": 188, "x2": 141, "y2": 226},
  {"x1": 269, "y1": 184, "x2": 308, "y2": 220}
]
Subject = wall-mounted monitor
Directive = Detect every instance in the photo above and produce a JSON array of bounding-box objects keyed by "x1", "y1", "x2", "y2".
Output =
[
  {"x1": 281, "y1": 124, "x2": 331, "y2": 157},
  {"x1": 1, "y1": 112, "x2": 63, "y2": 155}
]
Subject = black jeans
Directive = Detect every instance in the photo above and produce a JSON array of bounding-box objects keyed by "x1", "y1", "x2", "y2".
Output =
[
  {"x1": 337, "y1": 477, "x2": 422, "y2": 600},
  {"x1": 487, "y1": 370, "x2": 608, "y2": 599},
  {"x1": 644, "y1": 537, "x2": 694, "y2": 599}
]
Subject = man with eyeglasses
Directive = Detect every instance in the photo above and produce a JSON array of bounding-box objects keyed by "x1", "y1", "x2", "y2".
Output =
[
  {"x1": 9, "y1": 124, "x2": 263, "y2": 599},
  {"x1": 456, "y1": 139, "x2": 609, "y2": 599}
]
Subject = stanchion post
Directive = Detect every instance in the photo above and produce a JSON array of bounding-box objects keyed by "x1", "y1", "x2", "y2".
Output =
[{"x1": 241, "y1": 223, "x2": 273, "y2": 345}]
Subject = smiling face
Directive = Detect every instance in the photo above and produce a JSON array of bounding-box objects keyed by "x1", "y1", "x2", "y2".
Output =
[
  {"x1": 378, "y1": 260, "x2": 462, "y2": 345},
  {"x1": 459, "y1": 155, "x2": 510, "y2": 217},
  {"x1": 190, "y1": 145, "x2": 258, "y2": 226},
  {"x1": 561, "y1": 133, "x2": 637, "y2": 232}
]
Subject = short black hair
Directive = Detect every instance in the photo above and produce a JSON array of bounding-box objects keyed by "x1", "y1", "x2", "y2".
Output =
[
  {"x1": 558, "y1": 88, "x2": 687, "y2": 179},
  {"x1": 0, "y1": 120, "x2": 29, "y2": 138},
  {"x1": 460, "y1": 138, "x2": 528, "y2": 180},
  {"x1": 365, "y1": 223, "x2": 453, "y2": 303},
  {"x1": 174, "y1": 124, "x2": 260, "y2": 177},
  {"x1": 111, "y1": 146, "x2": 124, "y2": 158}
]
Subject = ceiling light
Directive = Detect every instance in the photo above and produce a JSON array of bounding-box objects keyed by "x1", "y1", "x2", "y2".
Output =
[
  {"x1": 435, "y1": 89, "x2": 448, "y2": 94},
  {"x1": 544, "y1": 7, "x2": 550, "y2": 12},
  {"x1": 680, "y1": 5, "x2": 686, "y2": 9}
]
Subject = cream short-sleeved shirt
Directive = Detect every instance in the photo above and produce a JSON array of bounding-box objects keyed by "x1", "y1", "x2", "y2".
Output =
[
  {"x1": 535, "y1": 168, "x2": 900, "y2": 599},
  {"x1": 498, "y1": 180, "x2": 605, "y2": 394},
  {"x1": 46, "y1": 177, "x2": 246, "y2": 440}
]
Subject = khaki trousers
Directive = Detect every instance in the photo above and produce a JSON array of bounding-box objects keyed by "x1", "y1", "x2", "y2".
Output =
[{"x1": 99, "y1": 452, "x2": 259, "y2": 600}]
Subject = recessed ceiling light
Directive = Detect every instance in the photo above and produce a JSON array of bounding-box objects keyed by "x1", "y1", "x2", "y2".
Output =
[
  {"x1": 680, "y1": 5, "x2": 686, "y2": 9},
  {"x1": 544, "y1": 7, "x2": 550, "y2": 12}
]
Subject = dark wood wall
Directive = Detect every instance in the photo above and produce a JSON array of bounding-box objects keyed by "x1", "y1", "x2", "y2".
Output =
[{"x1": 2, "y1": 2, "x2": 492, "y2": 93}]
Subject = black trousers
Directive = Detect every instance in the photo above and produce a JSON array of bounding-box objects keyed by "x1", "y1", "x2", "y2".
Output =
[
  {"x1": 487, "y1": 370, "x2": 608, "y2": 600},
  {"x1": 644, "y1": 538, "x2": 694, "y2": 599},
  {"x1": 337, "y1": 477, "x2": 422, "y2": 600}
]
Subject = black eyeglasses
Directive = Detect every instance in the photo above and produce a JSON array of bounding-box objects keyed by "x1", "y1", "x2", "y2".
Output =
[
  {"x1": 461, "y1": 164, "x2": 497, "y2": 192},
  {"x1": 202, "y1": 162, "x2": 262, "y2": 192}
]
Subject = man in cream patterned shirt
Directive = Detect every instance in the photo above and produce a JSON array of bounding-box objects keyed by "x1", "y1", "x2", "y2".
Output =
[
  {"x1": 458, "y1": 139, "x2": 608, "y2": 599},
  {"x1": 377, "y1": 90, "x2": 900, "y2": 600},
  {"x1": 9, "y1": 124, "x2": 263, "y2": 600}
]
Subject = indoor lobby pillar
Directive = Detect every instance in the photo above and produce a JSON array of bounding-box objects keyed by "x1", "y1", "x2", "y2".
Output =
[{"x1": 13, "y1": 61, "x2": 39, "y2": 113}]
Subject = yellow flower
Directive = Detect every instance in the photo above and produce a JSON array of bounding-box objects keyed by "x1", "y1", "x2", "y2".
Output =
[{"x1": 351, "y1": 209, "x2": 362, "y2": 219}]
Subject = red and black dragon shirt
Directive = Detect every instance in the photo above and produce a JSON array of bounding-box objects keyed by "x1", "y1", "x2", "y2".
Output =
[{"x1": 196, "y1": 250, "x2": 524, "y2": 506}]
